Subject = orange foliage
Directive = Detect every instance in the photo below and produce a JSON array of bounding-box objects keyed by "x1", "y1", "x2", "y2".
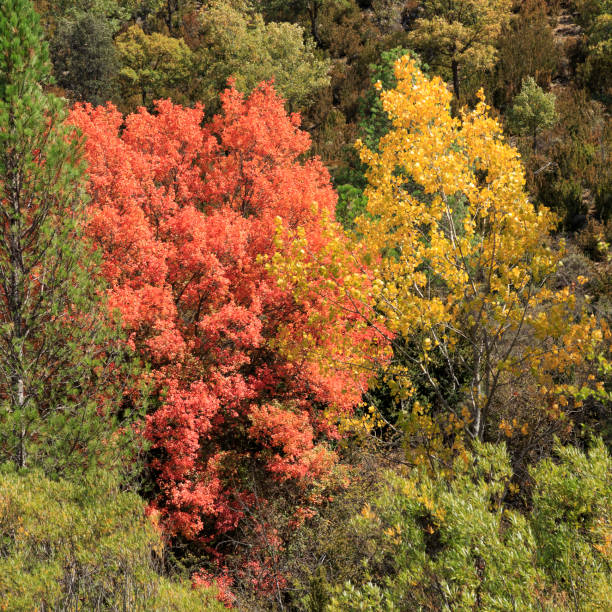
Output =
[{"x1": 69, "y1": 84, "x2": 378, "y2": 546}]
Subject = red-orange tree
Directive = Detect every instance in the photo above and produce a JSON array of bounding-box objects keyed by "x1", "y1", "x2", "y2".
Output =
[{"x1": 69, "y1": 85, "x2": 378, "y2": 549}]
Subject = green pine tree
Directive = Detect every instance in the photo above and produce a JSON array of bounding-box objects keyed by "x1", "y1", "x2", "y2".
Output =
[
  {"x1": 0, "y1": 0, "x2": 140, "y2": 476},
  {"x1": 509, "y1": 76, "x2": 558, "y2": 152}
]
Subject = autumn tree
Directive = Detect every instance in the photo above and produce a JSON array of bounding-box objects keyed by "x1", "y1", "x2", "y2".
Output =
[
  {"x1": 274, "y1": 57, "x2": 607, "y2": 465},
  {"x1": 0, "y1": 0, "x2": 135, "y2": 475},
  {"x1": 70, "y1": 83, "x2": 378, "y2": 563},
  {"x1": 407, "y1": 0, "x2": 512, "y2": 100}
]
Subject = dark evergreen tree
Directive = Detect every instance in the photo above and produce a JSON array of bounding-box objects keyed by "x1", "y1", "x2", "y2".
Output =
[{"x1": 51, "y1": 12, "x2": 118, "y2": 105}]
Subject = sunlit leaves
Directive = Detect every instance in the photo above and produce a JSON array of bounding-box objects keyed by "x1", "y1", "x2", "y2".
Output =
[
  {"x1": 273, "y1": 57, "x2": 609, "y2": 467},
  {"x1": 70, "y1": 83, "x2": 371, "y2": 548}
]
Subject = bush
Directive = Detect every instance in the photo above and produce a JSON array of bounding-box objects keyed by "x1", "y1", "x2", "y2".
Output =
[
  {"x1": 322, "y1": 439, "x2": 612, "y2": 611},
  {"x1": 530, "y1": 438, "x2": 612, "y2": 610},
  {"x1": 0, "y1": 469, "x2": 225, "y2": 611}
]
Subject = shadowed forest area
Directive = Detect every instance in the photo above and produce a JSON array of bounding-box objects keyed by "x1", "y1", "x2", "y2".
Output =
[{"x1": 0, "y1": 0, "x2": 611, "y2": 609}]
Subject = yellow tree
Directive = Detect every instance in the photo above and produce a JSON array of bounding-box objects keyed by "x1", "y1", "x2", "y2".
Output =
[
  {"x1": 407, "y1": 0, "x2": 512, "y2": 100},
  {"x1": 271, "y1": 57, "x2": 608, "y2": 459}
]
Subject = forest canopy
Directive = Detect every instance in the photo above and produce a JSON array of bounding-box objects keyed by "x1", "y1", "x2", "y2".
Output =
[{"x1": 0, "y1": 0, "x2": 610, "y2": 609}]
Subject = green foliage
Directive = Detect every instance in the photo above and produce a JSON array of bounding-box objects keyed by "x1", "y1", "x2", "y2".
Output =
[
  {"x1": 509, "y1": 77, "x2": 558, "y2": 151},
  {"x1": 305, "y1": 0, "x2": 402, "y2": 164},
  {"x1": 359, "y1": 47, "x2": 415, "y2": 152},
  {"x1": 0, "y1": 0, "x2": 138, "y2": 476},
  {"x1": 37, "y1": 0, "x2": 144, "y2": 33},
  {"x1": 492, "y1": 0, "x2": 559, "y2": 108},
  {"x1": 406, "y1": 0, "x2": 512, "y2": 100},
  {"x1": 335, "y1": 183, "x2": 368, "y2": 229},
  {"x1": 572, "y1": 0, "x2": 612, "y2": 102},
  {"x1": 254, "y1": 0, "x2": 348, "y2": 46},
  {"x1": 334, "y1": 443, "x2": 539, "y2": 610},
  {"x1": 0, "y1": 469, "x2": 225, "y2": 611},
  {"x1": 530, "y1": 89, "x2": 612, "y2": 225},
  {"x1": 581, "y1": 13, "x2": 612, "y2": 100},
  {"x1": 530, "y1": 438, "x2": 612, "y2": 609},
  {"x1": 194, "y1": 1, "x2": 330, "y2": 114},
  {"x1": 116, "y1": 25, "x2": 193, "y2": 107},
  {"x1": 322, "y1": 439, "x2": 612, "y2": 611},
  {"x1": 305, "y1": 566, "x2": 332, "y2": 612},
  {"x1": 574, "y1": 0, "x2": 612, "y2": 29},
  {"x1": 51, "y1": 13, "x2": 118, "y2": 105},
  {"x1": 328, "y1": 581, "x2": 396, "y2": 611},
  {"x1": 334, "y1": 48, "x2": 414, "y2": 228}
]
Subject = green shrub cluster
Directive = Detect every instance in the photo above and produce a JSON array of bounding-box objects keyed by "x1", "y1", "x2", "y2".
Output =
[
  {"x1": 291, "y1": 440, "x2": 612, "y2": 611},
  {"x1": 0, "y1": 469, "x2": 224, "y2": 611}
]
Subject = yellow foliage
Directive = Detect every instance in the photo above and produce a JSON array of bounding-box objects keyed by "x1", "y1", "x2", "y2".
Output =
[
  {"x1": 355, "y1": 57, "x2": 606, "y2": 440},
  {"x1": 270, "y1": 57, "x2": 608, "y2": 462}
]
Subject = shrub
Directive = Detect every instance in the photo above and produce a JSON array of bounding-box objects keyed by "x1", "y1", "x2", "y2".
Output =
[
  {"x1": 323, "y1": 439, "x2": 612, "y2": 611},
  {"x1": 0, "y1": 469, "x2": 225, "y2": 611}
]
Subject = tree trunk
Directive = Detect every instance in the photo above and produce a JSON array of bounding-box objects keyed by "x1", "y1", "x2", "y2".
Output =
[
  {"x1": 452, "y1": 59, "x2": 460, "y2": 100},
  {"x1": 166, "y1": 0, "x2": 173, "y2": 32},
  {"x1": 17, "y1": 379, "x2": 26, "y2": 469},
  {"x1": 8, "y1": 156, "x2": 27, "y2": 469},
  {"x1": 309, "y1": 1, "x2": 322, "y2": 47}
]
